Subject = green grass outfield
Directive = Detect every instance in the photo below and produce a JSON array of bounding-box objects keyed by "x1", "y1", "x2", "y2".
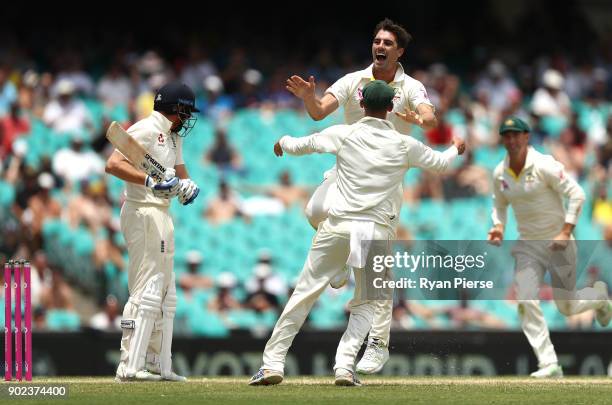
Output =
[{"x1": 3, "y1": 376, "x2": 612, "y2": 405}]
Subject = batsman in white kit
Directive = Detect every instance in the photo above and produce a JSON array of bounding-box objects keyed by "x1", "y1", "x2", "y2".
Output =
[
  {"x1": 488, "y1": 116, "x2": 612, "y2": 378},
  {"x1": 250, "y1": 80, "x2": 465, "y2": 386},
  {"x1": 285, "y1": 18, "x2": 437, "y2": 374},
  {"x1": 105, "y1": 83, "x2": 201, "y2": 382}
]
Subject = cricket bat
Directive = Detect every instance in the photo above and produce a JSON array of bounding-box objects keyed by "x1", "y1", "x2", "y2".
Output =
[{"x1": 106, "y1": 121, "x2": 166, "y2": 183}]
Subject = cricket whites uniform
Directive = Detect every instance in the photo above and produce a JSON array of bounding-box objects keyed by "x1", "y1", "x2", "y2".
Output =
[
  {"x1": 262, "y1": 117, "x2": 458, "y2": 374},
  {"x1": 491, "y1": 147, "x2": 605, "y2": 368},
  {"x1": 304, "y1": 63, "x2": 434, "y2": 347},
  {"x1": 118, "y1": 111, "x2": 183, "y2": 374}
]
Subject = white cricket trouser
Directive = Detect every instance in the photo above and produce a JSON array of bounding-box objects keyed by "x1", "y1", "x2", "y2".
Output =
[
  {"x1": 119, "y1": 202, "x2": 175, "y2": 366},
  {"x1": 513, "y1": 239, "x2": 603, "y2": 368},
  {"x1": 262, "y1": 217, "x2": 393, "y2": 373},
  {"x1": 305, "y1": 168, "x2": 392, "y2": 346}
]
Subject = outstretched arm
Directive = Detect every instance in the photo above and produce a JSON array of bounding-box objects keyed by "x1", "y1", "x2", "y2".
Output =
[
  {"x1": 406, "y1": 136, "x2": 465, "y2": 173},
  {"x1": 395, "y1": 103, "x2": 438, "y2": 130},
  {"x1": 286, "y1": 75, "x2": 339, "y2": 121},
  {"x1": 274, "y1": 125, "x2": 348, "y2": 157}
]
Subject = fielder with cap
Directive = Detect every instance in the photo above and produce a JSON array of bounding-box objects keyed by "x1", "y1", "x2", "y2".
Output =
[
  {"x1": 105, "y1": 82, "x2": 201, "y2": 382},
  {"x1": 285, "y1": 18, "x2": 436, "y2": 374},
  {"x1": 488, "y1": 116, "x2": 612, "y2": 378},
  {"x1": 250, "y1": 81, "x2": 465, "y2": 386}
]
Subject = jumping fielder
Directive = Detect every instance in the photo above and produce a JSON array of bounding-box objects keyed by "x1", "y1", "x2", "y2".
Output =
[
  {"x1": 250, "y1": 80, "x2": 465, "y2": 386},
  {"x1": 105, "y1": 83, "x2": 201, "y2": 382},
  {"x1": 488, "y1": 116, "x2": 612, "y2": 378},
  {"x1": 286, "y1": 18, "x2": 436, "y2": 374}
]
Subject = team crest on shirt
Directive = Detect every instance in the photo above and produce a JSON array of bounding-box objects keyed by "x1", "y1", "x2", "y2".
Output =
[{"x1": 158, "y1": 134, "x2": 165, "y2": 145}]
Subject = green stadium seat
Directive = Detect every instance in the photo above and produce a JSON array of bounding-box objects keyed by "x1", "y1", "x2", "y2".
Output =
[{"x1": 47, "y1": 309, "x2": 81, "y2": 331}]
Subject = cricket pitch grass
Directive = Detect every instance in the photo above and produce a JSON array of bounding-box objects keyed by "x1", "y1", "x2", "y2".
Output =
[{"x1": 4, "y1": 376, "x2": 612, "y2": 404}]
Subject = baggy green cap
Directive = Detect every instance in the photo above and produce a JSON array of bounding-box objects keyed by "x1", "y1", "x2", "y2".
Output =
[
  {"x1": 499, "y1": 116, "x2": 530, "y2": 134},
  {"x1": 362, "y1": 80, "x2": 396, "y2": 110}
]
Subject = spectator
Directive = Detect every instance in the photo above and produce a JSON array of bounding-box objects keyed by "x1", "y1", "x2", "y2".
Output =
[
  {"x1": 90, "y1": 295, "x2": 122, "y2": 331},
  {"x1": 268, "y1": 171, "x2": 308, "y2": 208},
  {"x1": 97, "y1": 63, "x2": 133, "y2": 107},
  {"x1": 23, "y1": 173, "x2": 62, "y2": 249},
  {"x1": 180, "y1": 44, "x2": 217, "y2": 94},
  {"x1": 30, "y1": 250, "x2": 53, "y2": 309},
  {"x1": 43, "y1": 79, "x2": 93, "y2": 135},
  {"x1": 474, "y1": 60, "x2": 519, "y2": 114},
  {"x1": 0, "y1": 103, "x2": 30, "y2": 159},
  {"x1": 205, "y1": 128, "x2": 243, "y2": 174},
  {"x1": 425, "y1": 110, "x2": 454, "y2": 146},
  {"x1": 178, "y1": 250, "x2": 213, "y2": 291},
  {"x1": 40, "y1": 270, "x2": 75, "y2": 311},
  {"x1": 51, "y1": 135, "x2": 105, "y2": 185},
  {"x1": 208, "y1": 272, "x2": 241, "y2": 314},
  {"x1": 204, "y1": 181, "x2": 245, "y2": 225},
  {"x1": 550, "y1": 112, "x2": 588, "y2": 178},
  {"x1": 93, "y1": 218, "x2": 125, "y2": 276},
  {"x1": 40, "y1": 270, "x2": 80, "y2": 331},
  {"x1": 66, "y1": 179, "x2": 112, "y2": 232},
  {"x1": 55, "y1": 52, "x2": 95, "y2": 96},
  {"x1": 245, "y1": 251, "x2": 287, "y2": 299},
  {"x1": 33, "y1": 306, "x2": 47, "y2": 331},
  {"x1": 531, "y1": 69, "x2": 571, "y2": 119},
  {"x1": 0, "y1": 65, "x2": 17, "y2": 116},
  {"x1": 199, "y1": 75, "x2": 234, "y2": 123}
]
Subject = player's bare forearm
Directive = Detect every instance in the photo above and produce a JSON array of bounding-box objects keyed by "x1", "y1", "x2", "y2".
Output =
[
  {"x1": 105, "y1": 150, "x2": 147, "y2": 185},
  {"x1": 417, "y1": 104, "x2": 437, "y2": 130},
  {"x1": 421, "y1": 112, "x2": 437, "y2": 130},
  {"x1": 303, "y1": 93, "x2": 338, "y2": 121},
  {"x1": 303, "y1": 96, "x2": 326, "y2": 121},
  {"x1": 175, "y1": 164, "x2": 189, "y2": 179},
  {"x1": 559, "y1": 223, "x2": 575, "y2": 237}
]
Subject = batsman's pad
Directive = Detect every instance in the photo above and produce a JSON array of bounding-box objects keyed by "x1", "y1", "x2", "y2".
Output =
[
  {"x1": 125, "y1": 273, "x2": 164, "y2": 377},
  {"x1": 160, "y1": 273, "x2": 177, "y2": 378}
]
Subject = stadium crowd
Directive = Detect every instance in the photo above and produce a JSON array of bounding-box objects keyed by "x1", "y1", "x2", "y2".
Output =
[{"x1": 0, "y1": 14, "x2": 611, "y2": 336}]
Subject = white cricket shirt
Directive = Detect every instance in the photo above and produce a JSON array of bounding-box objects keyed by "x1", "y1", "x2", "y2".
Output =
[
  {"x1": 326, "y1": 63, "x2": 434, "y2": 135},
  {"x1": 280, "y1": 117, "x2": 458, "y2": 230},
  {"x1": 491, "y1": 147, "x2": 585, "y2": 239},
  {"x1": 121, "y1": 111, "x2": 184, "y2": 206}
]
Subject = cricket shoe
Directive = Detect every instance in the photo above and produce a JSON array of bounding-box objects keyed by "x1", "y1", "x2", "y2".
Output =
[
  {"x1": 594, "y1": 281, "x2": 612, "y2": 327},
  {"x1": 356, "y1": 338, "x2": 389, "y2": 374},
  {"x1": 530, "y1": 363, "x2": 563, "y2": 378},
  {"x1": 146, "y1": 360, "x2": 187, "y2": 382},
  {"x1": 334, "y1": 368, "x2": 362, "y2": 386},
  {"x1": 115, "y1": 363, "x2": 163, "y2": 382},
  {"x1": 161, "y1": 371, "x2": 187, "y2": 382},
  {"x1": 248, "y1": 368, "x2": 284, "y2": 386},
  {"x1": 330, "y1": 266, "x2": 350, "y2": 289}
]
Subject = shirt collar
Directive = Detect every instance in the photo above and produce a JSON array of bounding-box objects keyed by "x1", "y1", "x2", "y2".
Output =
[
  {"x1": 362, "y1": 62, "x2": 406, "y2": 83},
  {"x1": 503, "y1": 146, "x2": 536, "y2": 176},
  {"x1": 357, "y1": 116, "x2": 396, "y2": 131},
  {"x1": 150, "y1": 111, "x2": 174, "y2": 134}
]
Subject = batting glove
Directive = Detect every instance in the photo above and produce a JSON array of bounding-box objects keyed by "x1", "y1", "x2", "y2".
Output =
[
  {"x1": 145, "y1": 175, "x2": 181, "y2": 199},
  {"x1": 177, "y1": 179, "x2": 200, "y2": 205}
]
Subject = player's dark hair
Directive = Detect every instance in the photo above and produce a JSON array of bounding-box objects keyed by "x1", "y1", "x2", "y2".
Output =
[{"x1": 374, "y1": 18, "x2": 412, "y2": 49}]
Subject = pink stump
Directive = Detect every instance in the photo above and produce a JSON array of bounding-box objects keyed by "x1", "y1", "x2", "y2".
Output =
[
  {"x1": 24, "y1": 261, "x2": 32, "y2": 381},
  {"x1": 4, "y1": 261, "x2": 12, "y2": 381},
  {"x1": 14, "y1": 262, "x2": 22, "y2": 381}
]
